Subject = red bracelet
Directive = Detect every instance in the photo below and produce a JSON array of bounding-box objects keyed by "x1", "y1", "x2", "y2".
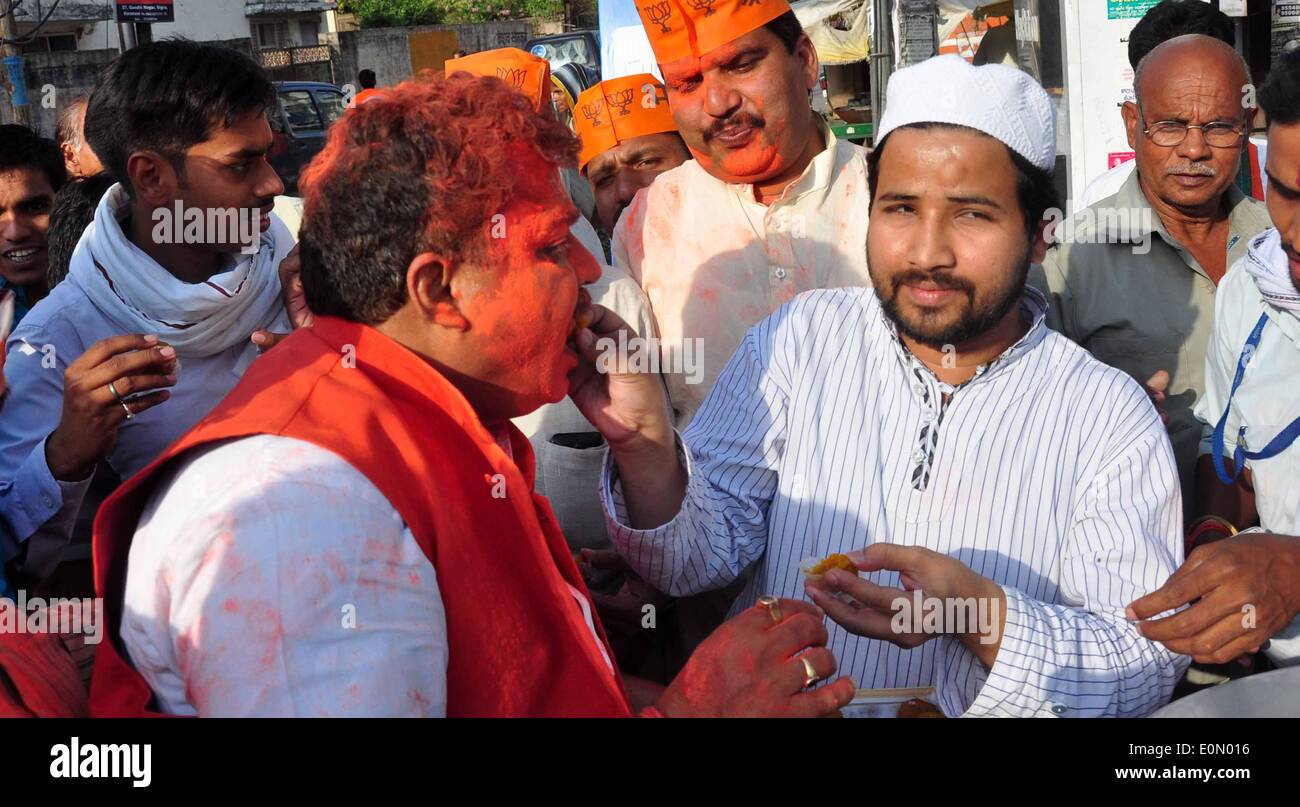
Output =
[{"x1": 1185, "y1": 516, "x2": 1237, "y2": 556}]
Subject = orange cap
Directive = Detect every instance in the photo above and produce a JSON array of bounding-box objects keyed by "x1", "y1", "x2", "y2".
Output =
[
  {"x1": 574, "y1": 75, "x2": 678, "y2": 172},
  {"x1": 444, "y1": 48, "x2": 551, "y2": 112},
  {"x1": 635, "y1": 0, "x2": 791, "y2": 65}
]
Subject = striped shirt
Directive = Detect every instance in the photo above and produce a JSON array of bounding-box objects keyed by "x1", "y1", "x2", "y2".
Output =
[{"x1": 602, "y1": 285, "x2": 1189, "y2": 717}]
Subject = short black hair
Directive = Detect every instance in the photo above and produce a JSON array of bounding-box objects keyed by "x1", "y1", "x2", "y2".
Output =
[
  {"x1": 359, "y1": 69, "x2": 377, "y2": 89},
  {"x1": 1128, "y1": 0, "x2": 1233, "y2": 70},
  {"x1": 763, "y1": 10, "x2": 805, "y2": 55},
  {"x1": 867, "y1": 124, "x2": 1059, "y2": 236},
  {"x1": 1260, "y1": 47, "x2": 1300, "y2": 127},
  {"x1": 0, "y1": 124, "x2": 67, "y2": 193},
  {"x1": 84, "y1": 38, "x2": 276, "y2": 195},
  {"x1": 44, "y1": 173, "x2": 115, "y2": 289}
]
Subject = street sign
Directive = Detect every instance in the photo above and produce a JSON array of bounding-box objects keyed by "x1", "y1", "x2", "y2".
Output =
[{"x1": 115, "y1": 1, "x2": 175, "y2": 24}]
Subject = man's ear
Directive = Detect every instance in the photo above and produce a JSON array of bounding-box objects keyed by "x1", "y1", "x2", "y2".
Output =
[
  {"x1": 797, "y1": 34, "x2": 820, "y2": 91},
  {"x1": 125, "y1": 151, "x2": 178, "y2": 209},
  {"x1": 1121, "y1": 101, "x2": 1139, "y2": 151},
  {"x1": 407, "y1": 252, "x2": 469, "y2": 330},
  {"x1": 1031, "y1": 215, "x2": 1054, "y2": 265}
]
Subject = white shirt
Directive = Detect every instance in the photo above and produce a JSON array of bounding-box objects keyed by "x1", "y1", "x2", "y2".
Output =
[
  {"x1": 612, "y1": 124, "x2": 872, "y2": 426},
  {"x1": 122, "y1": 434, "x2": 610, "y2": 716},
  {"x1": 602, "y1": 286, "x2": 1188, "y2": 716},
  {"x1": 1193, "y1": 230, "x2": 1300, "y2": 664},
  {"x1": 1077, "y1": 159, "x2": 1135, "y2": 210}
]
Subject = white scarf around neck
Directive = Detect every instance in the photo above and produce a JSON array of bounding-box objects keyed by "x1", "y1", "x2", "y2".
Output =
[
  {"x1": 68, "y1": 183, "x2": 291, "y2": 358},
  {"x1": 1245, "y1": 228, "x2": 1300, "y2": 314}
]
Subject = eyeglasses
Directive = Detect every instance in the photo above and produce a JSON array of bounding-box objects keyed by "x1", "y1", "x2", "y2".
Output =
[{"x1": 1137, "y1": 105, "x2": 1247, "y2": 148}]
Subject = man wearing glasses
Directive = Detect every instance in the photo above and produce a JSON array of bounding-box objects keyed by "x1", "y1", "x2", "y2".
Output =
[{"x1": 1032, "y1": 34, "x2": 1270, "y2": 530}]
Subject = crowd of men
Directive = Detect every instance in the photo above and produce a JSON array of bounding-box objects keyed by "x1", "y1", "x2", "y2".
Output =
[{"x1": 0, "y1": 0, "x2": 1298, "y2": 717}]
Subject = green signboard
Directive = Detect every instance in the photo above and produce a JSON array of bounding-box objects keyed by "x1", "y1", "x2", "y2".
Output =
[{"x1": 1107, "y1": 0, "x2": 1160, "y2": 20}]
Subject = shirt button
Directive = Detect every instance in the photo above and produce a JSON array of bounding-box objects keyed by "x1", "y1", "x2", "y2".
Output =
[
  {"x1": 774, "y1": 267, "x2": 788, "y2": 280},
  {"x1": 1051, "y1": 704, "x2": 1067, "y2": 715},
  {"x1": 41, "y1": 494, "x2": 54, "y2": 509},
  {"x1": 912, "y1": 449, "x2": 927, "y2": 464}
]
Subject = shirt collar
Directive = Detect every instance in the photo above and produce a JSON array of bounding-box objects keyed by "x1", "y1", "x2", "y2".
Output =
[
  {"x1": 880, "y1": 284, "x2": 1051, "y2": 390},
  {"x1": 1107, "y1": 166, "x2": 1268, "y2": 246}
]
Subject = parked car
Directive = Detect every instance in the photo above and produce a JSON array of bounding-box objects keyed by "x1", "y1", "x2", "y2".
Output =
[
  {"x1": 524, "y1": 30, "x2": 601, "y2": 75},
  {"x1": 269, "y1": 81, "x2": 348, "y2": 194}
]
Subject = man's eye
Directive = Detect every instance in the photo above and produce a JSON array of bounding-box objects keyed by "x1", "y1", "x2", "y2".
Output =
[
  {"x1": 544, "y1": 241, "x2": 569, "y2": 261},
  {"x1": 886, "y1": 204, "x2": 915, "y2": 215},
  {"x1": 638, "y1": 158, "x2": 661, "y2": 169},
  {"x1": 594, "y1": 175, "x2": 613, "y2": 189},
  {"x1": 960, "y1": 210, "x2": 991, "y2": 221},
  {"x1": 229, "y1": 162, "x2": 251, "y2": 175},
  {"x1": 20, "y1": 200, "x2": 51, "y2": 215}
]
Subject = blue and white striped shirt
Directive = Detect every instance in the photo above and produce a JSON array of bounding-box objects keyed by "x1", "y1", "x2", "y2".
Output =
[{"x1": 602, "y1": 285, "x2": 1189, "y2": 717}]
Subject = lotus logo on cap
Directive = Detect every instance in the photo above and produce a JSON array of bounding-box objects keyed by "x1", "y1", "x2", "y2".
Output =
[
  {"x1": 687, "y1": 0, "x2": 717, "y2": 15},
  {"x1": 581, "y1": 101, "x2": 604, "y2": 128},
  {"x1": 605, "y1": 88, "x2": 635, "y2": 116},
  {"x1": 643, "y1": 1, "x2": 673, "y2": 33},
  {"x1": 496, "y1": 67, "x2": 528, "y2": 89}
]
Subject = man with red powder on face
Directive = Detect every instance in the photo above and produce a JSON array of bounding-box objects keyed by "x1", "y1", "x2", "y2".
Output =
[
  {"x1": 87, "y1": 74, "x2": 856, "y2": 718},
  {"x1": 619, "y1": 0, "x2": 871, "y2": 427}
]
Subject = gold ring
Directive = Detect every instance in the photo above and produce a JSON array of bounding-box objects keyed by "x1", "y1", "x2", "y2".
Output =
[
  {"x1": 107, "y1": 381, "x2": 132, "y2": 420},
  {"x1": 757, "y1": 595, "x2": 783, "y2": 624},
  {"x1": 800, "y1": 654, "x2": 819, "y2": 688}
]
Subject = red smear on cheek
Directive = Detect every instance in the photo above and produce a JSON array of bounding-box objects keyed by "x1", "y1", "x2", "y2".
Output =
[{"x1": 466, "y1": 151, "x2": 581, "y2": 411}]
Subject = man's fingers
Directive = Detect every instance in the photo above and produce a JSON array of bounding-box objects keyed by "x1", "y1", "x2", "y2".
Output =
[
  {"x1": 782, "y1": 647, "x2": 838, "y2": 694},
  {"x1": 1127, "y1": 562, "x2": 1218, "y2": 620},
  {"x1": 822, "y1": 570, "x2": 907, "y2": 610},
  {"x1": 855, "y1": 542, "x2": 931, "y2": 574},
  {"x1": 71, "y1": 334, "x2": 161, "y2": 372},
  {"x1": 766, "y1": 611, "x2": 830, "y2": 658},
  {"x1": 807, "y1": 584, "x2": 899, "y2": 639},
  {"x1": 1134, "y1": 588, "x2": 1240, "y2": 643},
  {"x1": 1161, "y1": 612, "x2": 1263, "y2": 663},
  {"x1": 1144, "y1": 369, "x2": 1170, "y2": 394},
  {"x1": 98, "y1": 373, "x2": 178, "y2": 401},
  {"x1": 251, "y1": 330, "x2": 290, "y2": 350},
  {"x1": 787, "y1": 677, "x2": 856, "y2": 718},
  {"x1": 121, "y1": 390, "x2": 171, "y2": 418},
  {"x1": 80, "y1": 344, "x2": 176, "y2": 391}
]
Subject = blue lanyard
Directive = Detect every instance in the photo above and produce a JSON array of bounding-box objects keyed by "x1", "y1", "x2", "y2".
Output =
[{"x1": 1211, "y1": 310, "x2": 1300, "y2": 484}]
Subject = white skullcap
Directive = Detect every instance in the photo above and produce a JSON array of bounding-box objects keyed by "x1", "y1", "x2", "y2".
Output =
[{"x1": 875, "y1": 55, "x2": 1056, "y2": 172}]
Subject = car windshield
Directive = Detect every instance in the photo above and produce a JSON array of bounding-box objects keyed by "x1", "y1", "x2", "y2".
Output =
[{"x1": 314, "y1": 90, "x2": 347, "y2": 126}]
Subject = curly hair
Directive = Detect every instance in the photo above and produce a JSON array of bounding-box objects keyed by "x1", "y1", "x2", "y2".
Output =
[{"x1": 298, "y1": 73, "x2": 580, "y2": 324}]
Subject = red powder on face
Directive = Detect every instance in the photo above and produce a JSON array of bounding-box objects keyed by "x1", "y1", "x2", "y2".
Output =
[{"x1": 465, "y1": 145, "x2": 600, "y2": 413}]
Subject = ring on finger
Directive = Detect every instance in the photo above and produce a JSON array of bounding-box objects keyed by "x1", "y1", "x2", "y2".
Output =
[
  {"x1": 757, "y1": 594, "x2": 783, "y2": 624},
  {"x1": 798, "y1": 653, "x2": 820, "y2": 688},
  {"x1": 108, "y1": 381, "x2": 133, "y2": 420}
]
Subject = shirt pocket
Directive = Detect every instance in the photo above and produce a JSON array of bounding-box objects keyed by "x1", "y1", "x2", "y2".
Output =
[{"x1": 540, "y1": 438, "x2": 612, "y2": 552}]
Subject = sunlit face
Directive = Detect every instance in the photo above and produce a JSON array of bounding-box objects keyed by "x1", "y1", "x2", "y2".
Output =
[
  {"x1": 456, "y1": 146, "x2": 602, "y2": 416},
  {"x1": 659, "y1": 25, "x2": 818, "y2": 185},
  {"x1": 586, "y1": 131, "x2": 690, "y2": 233},
  {"x1": 167, "y1": 109, "x2": 285, "y2": 253},
  {"x1": 1123, "y1": 44, "x2": 1248, "y2": 212},
  {"x1": 867, "y1": 127, "x2": 1039, "y2": 348},
  {"x1": 1264, "y1": 120, "x2": 1300, "y2": 294},
  {"x1": 0, "y1": 166, "x2": 55, "y2": 289}
]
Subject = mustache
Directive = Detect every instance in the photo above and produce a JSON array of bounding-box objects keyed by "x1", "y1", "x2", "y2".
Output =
[
  {"x1": 1165, "y1": 162, "x2": 1217, "y2": 177},
  {"x1": 704, "y1": 112, "x2": 765, "y2": 143},
  {"x1": 888, "y1": 269, "x2": 976, "y2": 299}
]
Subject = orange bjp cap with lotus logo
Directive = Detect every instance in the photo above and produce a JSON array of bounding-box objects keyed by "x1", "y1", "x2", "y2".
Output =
[
  {"x1": 635, "y1": 0, "x2": 791, "y2": 64},
  {"x1": 573, "y1": 74, "x2": 678, "y2": 172},
  {"x1": 445, "y1": 47, "x2": 552, "y2": 112}
]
